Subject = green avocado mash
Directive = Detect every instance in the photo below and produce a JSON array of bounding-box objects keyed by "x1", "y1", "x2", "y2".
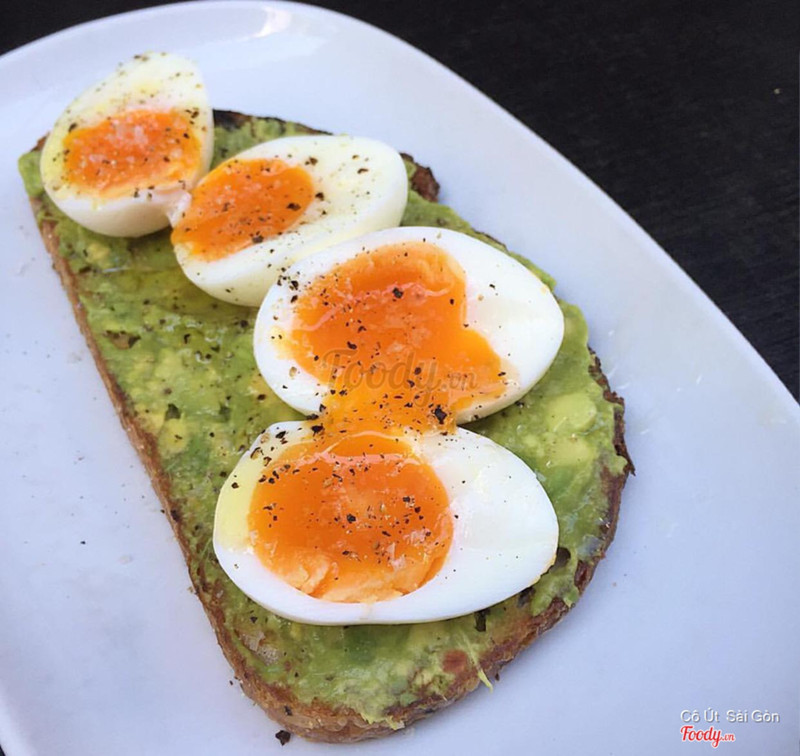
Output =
[{"x1": 19, "y1": 116, "x2": 629, "y2": 727}]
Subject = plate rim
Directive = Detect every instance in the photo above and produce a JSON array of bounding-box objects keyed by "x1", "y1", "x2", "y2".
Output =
[{"x1": 2, "y1": 0, "x2": 795, "y2": 414}]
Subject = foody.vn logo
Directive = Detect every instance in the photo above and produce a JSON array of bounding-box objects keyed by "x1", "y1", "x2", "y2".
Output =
[{"x1": 680, "y1": 726, "x2": 735, "y2": 747}]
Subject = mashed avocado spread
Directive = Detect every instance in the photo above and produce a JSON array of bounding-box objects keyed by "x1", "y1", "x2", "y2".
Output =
[{"x1": 19, "y1": 116, "x2": 629, "y2": 727}]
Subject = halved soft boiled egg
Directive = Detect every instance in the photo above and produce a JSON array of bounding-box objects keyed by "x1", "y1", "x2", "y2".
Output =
[
  {"x1": 213, "y1": 421, "x2": 558, "y2": 625},
  {"x1": 40, "y1": 52, "x2": 213, "y2": 237},
  {"x1": 254, "y1": 226, "x2": 565, "y2": 428},
  {"x1": 171, "y1": 135, "x2": 408, "y2": 306}
]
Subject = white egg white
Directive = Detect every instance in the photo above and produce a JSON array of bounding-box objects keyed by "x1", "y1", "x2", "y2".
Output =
[
  {"x1": 172, "y1": 135, "x2": 409, "y2": 306},
  {"x1": 40, "y1": 52, "x2": 214, "y2": 237},
  {"x1": 213, "y1": 421, "x2": 558, "y2": 625},
  {"x1": 254, "y1": 226, "x2": 565, "y2": 423}
]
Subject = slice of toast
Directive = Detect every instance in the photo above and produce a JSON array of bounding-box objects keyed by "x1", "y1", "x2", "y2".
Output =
[{"x1": 19, "y1": 110, "x2": 632, "y2": 742}]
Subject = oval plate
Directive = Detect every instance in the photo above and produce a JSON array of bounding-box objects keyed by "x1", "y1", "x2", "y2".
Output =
[{"x1": 0, "y1": 3, "x2": 797, "y2": 754}]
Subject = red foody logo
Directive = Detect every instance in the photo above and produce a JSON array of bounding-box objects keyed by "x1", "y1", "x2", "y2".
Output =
[{"x1": 680, "y1": 725, "x2": 736, "y2": 747}]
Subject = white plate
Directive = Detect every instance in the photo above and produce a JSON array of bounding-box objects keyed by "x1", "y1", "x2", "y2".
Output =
[{"x1": 1, "y1": 3, "x2": 798, "y2": 754}]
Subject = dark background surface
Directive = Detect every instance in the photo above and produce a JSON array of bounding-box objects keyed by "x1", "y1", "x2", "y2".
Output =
[{"x1": 3, "y1": 0, "x2": 798, "y2": 399}]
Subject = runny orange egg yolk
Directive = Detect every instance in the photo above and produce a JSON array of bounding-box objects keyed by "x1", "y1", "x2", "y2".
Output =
[
  {"x1": 63, "y1": 109, "x2": 201, "y2": 197},
  {"x1": 248, "y1": 433, "x2": 452, "y2": 602},
  {"x1": 171, "y1": 158, "x2": 314, "y2": 261},
  {"x1": 288, "y1": 242, "x2": 508, "y2": 432},
  {"x1": 249, "y1": 244, "x2": 504, "y2": 602}
]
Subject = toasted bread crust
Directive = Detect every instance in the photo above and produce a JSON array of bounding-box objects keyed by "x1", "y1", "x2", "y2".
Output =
[{"x1": 29, "y1": 115, "x2": 631, "y2": 743}]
